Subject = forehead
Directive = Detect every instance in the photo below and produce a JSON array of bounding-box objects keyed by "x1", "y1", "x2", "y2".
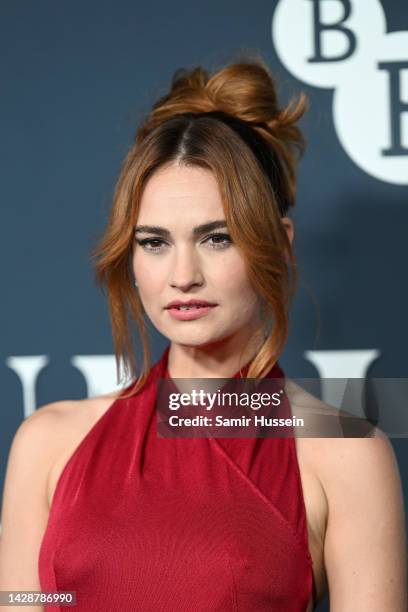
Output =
[{"x1": 138, "y1": 163, "x2": 224, "y2": 222}]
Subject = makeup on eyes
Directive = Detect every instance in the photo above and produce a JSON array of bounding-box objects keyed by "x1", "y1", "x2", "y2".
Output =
[{"x1": 134, "y1": 232, "x2": 231, "y2": 253}]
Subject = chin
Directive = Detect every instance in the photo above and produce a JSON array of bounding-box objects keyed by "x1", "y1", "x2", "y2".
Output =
[
  {"x1": 171, "y1": 330, "x2": 232, "y2": 349},
  {"x1": 170, "y1": 335, "x2": 215, "y2": 348}
]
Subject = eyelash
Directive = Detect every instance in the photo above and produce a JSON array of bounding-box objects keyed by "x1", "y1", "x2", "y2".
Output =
[{"x1": 135, "y1": 233, "x2": 232, "y2": 253}]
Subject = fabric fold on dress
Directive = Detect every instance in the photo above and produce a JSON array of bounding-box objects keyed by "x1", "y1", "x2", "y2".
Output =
[{"x1": 39, "y1": 344, "x2": 315, "y2": 611}]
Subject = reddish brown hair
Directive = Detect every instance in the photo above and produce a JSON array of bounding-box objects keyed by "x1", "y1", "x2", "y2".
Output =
[{"x1": 90, "y1": 53, "x2": 308, "y2": 396}]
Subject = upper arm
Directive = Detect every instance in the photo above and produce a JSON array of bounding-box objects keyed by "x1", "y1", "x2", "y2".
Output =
[
  {"x1": 0, "y1": 405, "x2": 63, "y2": 607},
  {"x1": 321, "y1": 430, "x2": 407, "y2": 611}
]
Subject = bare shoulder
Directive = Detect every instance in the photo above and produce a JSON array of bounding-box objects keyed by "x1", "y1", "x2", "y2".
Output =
[
  {"x1": 317, "y1": 430, "x2": 406, "y2": 608},
  {"x1": 35, "y1": 391, "x2": 123, "y2": 508},
  {"x1": 311, "y1": 425, "x2": 401, "y2": 497},
  {"x1": 33, "y1": 390, "x2": 121, "y2": 437},
  {"x1": 19, "y1": 391, "x2": 118, "y2": 458},
  {"x1": 0, "y1": 391, "x2": 122, "y2": 594},
  {"x1": 286, "y1": 382, "x2": 407, "y2": 606},
  {"x1": 284, "y1": 379, "x2": 407, "y2": 608},
  {"x1": 283, "y1": 376, "x2": 401, "y2": 490}
]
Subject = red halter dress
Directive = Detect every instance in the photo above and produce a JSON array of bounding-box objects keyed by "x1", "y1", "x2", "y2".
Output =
[{"x1": 39, "y1": 345, "x2": 316, "y2": 610}]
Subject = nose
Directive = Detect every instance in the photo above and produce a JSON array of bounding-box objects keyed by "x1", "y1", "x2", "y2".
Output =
[{"x1": 169, "y1": 246, "x2": 204, "y2": 291}]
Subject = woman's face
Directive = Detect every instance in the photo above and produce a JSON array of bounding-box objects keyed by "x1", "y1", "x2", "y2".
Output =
[{"x1": 132, "y1": 162, "x2": 265, "y2": 351}]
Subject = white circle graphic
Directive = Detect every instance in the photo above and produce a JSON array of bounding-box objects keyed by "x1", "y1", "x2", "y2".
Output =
[{"x1": 272, "y1": 0, "x2": 408, "y2": 184}]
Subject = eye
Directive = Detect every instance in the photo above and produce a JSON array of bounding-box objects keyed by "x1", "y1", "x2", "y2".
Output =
[
  {"x1": 134, "y1": 232, "x2": 232, "y2": 253},
  {"x1": 204, "y1": 233, "x2": 232, "y2": 249},
  {"x1": 135, "y1": 237, "x2": 166, "y2": 253}
]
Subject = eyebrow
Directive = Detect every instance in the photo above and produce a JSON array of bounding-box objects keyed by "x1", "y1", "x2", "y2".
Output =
[{"x1": 134, "y1": 220, "x2": 228, "y2": 238}]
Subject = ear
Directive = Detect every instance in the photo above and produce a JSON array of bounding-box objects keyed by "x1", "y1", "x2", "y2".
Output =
[{"x1": 281, "y1": 216, "x2": 294, "y2": 245}]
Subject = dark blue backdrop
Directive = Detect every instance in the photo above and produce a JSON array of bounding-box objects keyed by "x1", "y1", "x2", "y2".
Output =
[{"x1": 1, "y1": 2, "x2": 407, "y2": 610}]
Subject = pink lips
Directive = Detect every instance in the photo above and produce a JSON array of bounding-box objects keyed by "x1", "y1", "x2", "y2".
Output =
[
  {"x1": 165, "y1": 298, "x2": 216, "y2": 309},
  {"x1": 166, "y1": 304, "x2": 217, "y2": 321}
]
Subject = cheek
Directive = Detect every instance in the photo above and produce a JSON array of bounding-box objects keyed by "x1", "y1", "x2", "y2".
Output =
[
  {"x1": 216, "y1": 257, "x2": 254, "y2": 296},
  {"x1": 212, "y1": 258, "x2": 259, "y2": 313},
  {"x1": 133, "y1": 252, "x2": 159, "y2": 291}
]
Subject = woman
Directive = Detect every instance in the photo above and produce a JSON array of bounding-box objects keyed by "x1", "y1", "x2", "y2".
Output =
[{"x1": 0, "y1": 56, "x2": 406, "y2": 611}]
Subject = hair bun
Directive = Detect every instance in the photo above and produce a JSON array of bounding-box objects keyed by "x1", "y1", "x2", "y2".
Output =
[
  {"x1": 136, "y1": 54, "x2": 308, "y2": 205},
  {"x1": 138, "y1": 54, "x2": 307, "y2": 153}
]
